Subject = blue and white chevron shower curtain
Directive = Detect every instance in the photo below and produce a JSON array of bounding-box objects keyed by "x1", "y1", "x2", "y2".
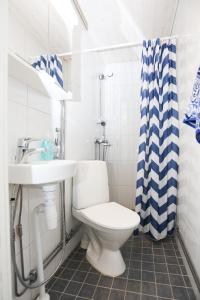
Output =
[
  {"x1": 32, "y1": 54, "x2": 63, "y2": 87},
  {"x1": 135, "y1": 39, "x2": 179, "y2": 241}
]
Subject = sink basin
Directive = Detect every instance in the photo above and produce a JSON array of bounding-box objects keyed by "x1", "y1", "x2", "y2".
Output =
[{"x1": 8, "y1": 160, "x2": 77, "y2": 185}]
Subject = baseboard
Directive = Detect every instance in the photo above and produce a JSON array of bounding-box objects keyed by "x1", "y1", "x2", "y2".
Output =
[{"x1": 176, "y1": 229, "x2": 200, "y2": 296}]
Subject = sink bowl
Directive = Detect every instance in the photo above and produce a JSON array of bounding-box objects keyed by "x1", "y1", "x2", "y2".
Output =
[{"x1": 8, "y1": 160, "x2": 77, "y2": 185}]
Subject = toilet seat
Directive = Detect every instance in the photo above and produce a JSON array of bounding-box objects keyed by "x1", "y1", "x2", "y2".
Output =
[{"x1": 72, "y1": 202, "x2": 140, "y2": 233}]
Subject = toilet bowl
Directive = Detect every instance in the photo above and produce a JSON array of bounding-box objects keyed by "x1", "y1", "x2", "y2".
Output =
[{"x1": 72, "y1": 161, "x2": 140, "y2": 277}]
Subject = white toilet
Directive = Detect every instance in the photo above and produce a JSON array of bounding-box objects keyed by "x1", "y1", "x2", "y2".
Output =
[{"x1": 72, "y1": 160, "x2": 140, "y2": 277}]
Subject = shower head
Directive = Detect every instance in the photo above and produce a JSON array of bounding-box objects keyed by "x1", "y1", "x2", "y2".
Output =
[{"x1": 99, "y1": 73, "x2": 114, "y2": 80}]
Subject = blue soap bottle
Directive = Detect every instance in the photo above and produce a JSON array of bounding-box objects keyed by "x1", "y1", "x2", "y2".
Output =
[{"x1": 40, "y1": 138, "x2": 54, "y2": 160}]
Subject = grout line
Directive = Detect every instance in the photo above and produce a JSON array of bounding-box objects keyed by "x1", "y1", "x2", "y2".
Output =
[
  {"x1": 152, "y1": 236, "x2": 158, "y2": 300},
  {"x1": 170, "y1": 0, "x2": 180, "y2": 36},
  {"x1": 124, "y1": 236, "x2": 132, "y2": 299},
  {"x1": 90, "y1": 270, "x2": 101, "y2": 299},
  {"x1": 164, "y1": 241, "x2": 175, "y2": 300}
]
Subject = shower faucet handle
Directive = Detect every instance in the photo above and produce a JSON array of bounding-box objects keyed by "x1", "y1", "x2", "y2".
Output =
[{"x1": 96, "y1": 120, "x2": 106, "y2": 126}]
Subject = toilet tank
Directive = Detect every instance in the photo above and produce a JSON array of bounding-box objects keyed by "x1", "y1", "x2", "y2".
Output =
[{"x1": 73, "y1": 160, "x2": 109, "y2": 210}]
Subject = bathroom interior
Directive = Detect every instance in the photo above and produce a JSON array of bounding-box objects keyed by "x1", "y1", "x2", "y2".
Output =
[{"x1": 0, "y1": 0, "x2": 200, "y2": 299}]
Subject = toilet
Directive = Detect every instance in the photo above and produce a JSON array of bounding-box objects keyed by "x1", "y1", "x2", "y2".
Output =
[{"x1": 72, "y1": 160, "x2": 140, "y2": 277}]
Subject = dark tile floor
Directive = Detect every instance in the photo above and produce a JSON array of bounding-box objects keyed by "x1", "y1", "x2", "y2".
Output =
[{"x1": 46, "y1": 234, "x2": 197, "y2": 300}]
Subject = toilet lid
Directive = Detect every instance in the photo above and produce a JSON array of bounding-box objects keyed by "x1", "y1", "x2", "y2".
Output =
[{"x1": 77, "y1": 202, "x2": 140, "y2": 230}]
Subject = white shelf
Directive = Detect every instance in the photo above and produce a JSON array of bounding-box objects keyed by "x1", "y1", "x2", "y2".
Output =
[{"x1": 8, "y1": 52, "x2": 72, "y2": 101}]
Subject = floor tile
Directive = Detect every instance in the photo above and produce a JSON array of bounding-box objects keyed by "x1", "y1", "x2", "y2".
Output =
[
  {"x1": 48, "y1": 290, "x2": 62, "y2": 300},
  {"x1": 64, "y1": 281, "x2": 82, "y2": 295},
  {"x1": 60, "y1": 295, "x2": 76, "y2": 300},
  {"x1": 109, "y1": 289, "x2": 125, "y2": 300},
  {"x1": 154, "y1": 263, "x2": 168, "y2": 273},
  {"x1": 142, "y1": 262, "x2": 154, "y2": 271},
  {"x1": 141, "y1": 295, "x2": 157, "y2": 300},
  {"x1": 154, "y1": 255, "x2": 165, "y2": 263},
  {"x1": 130, "y1": 259, "x2": 142, "y2": 269},
  {"x1": 170, "y1": 274, "x2": 185, "y2": 287},
  {"x1": 166, "y1": 256, "x2": 179, "y2": 264},
  {"x1": 51, "y1": 278, "x2": 68, "y2": 292},
  {"x1": 93, "y1": 287, "x2": 110, "y2": 299},
  {"x1": 156, "y1": 272, "x2": 170, "y2": 284},
  {"x1": 187, "y1": 288, "x2": 197, "y2": 300},
  {"x1": 168, "y1": 264, "x2": 181, "y2": 274},
  {"x1": 78, "y1": 262, "x2": 91, "y2": 272},
  {"x1": 112, "y1": 277, "x2": 127, "y2": 290},
  {"x1": 129, "y1": 269, "x2": 142, "y2": 280},
  {"x1": 157, "y1": 283, "x2": 173, "y2": 298},
  {"x1": 127, "y1": 279, "x2": 141, "y2": 293},
  {"x1": 72, "y1": 271, "x2": 87, "y2": 282},
  {"x1": 85, "y1": 272, "x2": 100, "y2": 285},
  {"x1": 67, "y1": 260, "x2": 81, "y2": 269},
  {"x1": 49, "y1": 233, "x2": 196, "y2": 300},
  {"x1": 61, "y1": 269, "x2": 75, "y2": 280},
  {"x1": 142, "y1": 270, "x2": 155, "y2": 282},
  {"x1": 142, "y1": 281, "x2": 156, "y2": 295},
  {"x1": 183, "y1": 276, "x2": 192, "y2": 288},
  {"x1": 78, "y1": 283, "x2": 96, "y2": 298},
  {"x1": 125, "y1": 291, "x2": 140, "y2": 300},
  {"x1": 98, "y1": 275, "x2": 113, "y2": 288},
  {"x1": 172, "y1": 286, "x2": 190, "y2": 299}
]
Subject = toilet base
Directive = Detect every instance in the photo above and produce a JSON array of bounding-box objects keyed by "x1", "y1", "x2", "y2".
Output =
[{"x1": 86, "y1": 246, "x2": 126, "y2": 277}]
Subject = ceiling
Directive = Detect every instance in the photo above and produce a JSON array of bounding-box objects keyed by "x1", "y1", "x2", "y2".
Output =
[
  {"x1": 9, "y1": 0, "x2": 200, "y2": 57},
  {"x1": 79, "y1": 0, "x2": 178, "y2": 48}
]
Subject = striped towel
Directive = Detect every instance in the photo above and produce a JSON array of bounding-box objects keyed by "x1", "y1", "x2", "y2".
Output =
[
  {"x1": 183, "y1": 66, "x2": 200, "y2": 129},
  {"x1": 32, "y1": 54, "x2": 63, "y2": 88}
]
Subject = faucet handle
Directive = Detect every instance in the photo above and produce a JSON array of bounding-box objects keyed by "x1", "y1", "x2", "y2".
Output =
[{"x1": 17, "y1": 137, "x2": 41, "y2": 148}]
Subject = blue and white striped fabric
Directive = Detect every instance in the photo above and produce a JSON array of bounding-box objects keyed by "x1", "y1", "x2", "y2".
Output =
[
  {"x1": 135, "y1": 39, "x2": 179, "y2": 241},
  {"x1": 183, "y1": 66, "x2": 200, "y2": 129},
  {"x1": 32, "y1": 54, "x2": 63, "y2": 88}
]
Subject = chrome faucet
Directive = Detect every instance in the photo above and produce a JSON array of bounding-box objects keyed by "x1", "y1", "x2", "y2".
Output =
[
  {"x1": 15, "y1": 137, "x2": 46, "y2": 163},
  {"x1": 95, "y1": 121, "x2": 111, "y2": 161}
]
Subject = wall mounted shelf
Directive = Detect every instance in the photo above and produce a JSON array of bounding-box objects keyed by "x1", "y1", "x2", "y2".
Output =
[{"x1": 8, "y1": 52, "x2": 72, "y2": 101}]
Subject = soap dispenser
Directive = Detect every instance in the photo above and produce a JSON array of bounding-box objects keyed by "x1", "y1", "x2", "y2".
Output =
[{"x1": 40, "y1": 138, "x2": 54, "y2": 160}]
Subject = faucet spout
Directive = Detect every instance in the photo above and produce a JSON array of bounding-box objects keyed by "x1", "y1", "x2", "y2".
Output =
[{"x1": 20, "y1": 148, "x2": 46, "y2": 163}]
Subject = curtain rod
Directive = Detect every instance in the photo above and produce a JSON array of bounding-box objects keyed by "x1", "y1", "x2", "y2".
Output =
[{"x1": 58, "y1": 33, "x2": 200, "y2": 58}]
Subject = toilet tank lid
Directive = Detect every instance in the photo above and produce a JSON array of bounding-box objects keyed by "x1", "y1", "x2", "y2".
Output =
[{"x1": 77, "y1": 202, "x2": 140, "y2": 230}]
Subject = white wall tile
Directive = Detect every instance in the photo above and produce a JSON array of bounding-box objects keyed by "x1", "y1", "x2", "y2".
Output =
[
  {"x1": 118, "y1": 186, "x2": 135, "y2": 209},
  {"x1": 105, "y1": 61, "x2": 140, "y2": 208},
  {"x1": 8, "y1": 100, "x2": 27, "y2": 163},
  {"x1": 8, "y1": 77, "x2": 28, "y2": 105},
  {"x1": 28, "y1": 87, "x2": 52, "y2": 114},
  {"x1": 175, "y1": 36, "x2": 200, "y2": 279},
  {"x1": 27, "y1": 107, "x2": 53, "y2": 141}
]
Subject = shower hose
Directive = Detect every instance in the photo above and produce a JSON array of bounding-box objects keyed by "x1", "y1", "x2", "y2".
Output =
[{"x1": 10, "y1": 183, "x2": 66, "y2": 289}]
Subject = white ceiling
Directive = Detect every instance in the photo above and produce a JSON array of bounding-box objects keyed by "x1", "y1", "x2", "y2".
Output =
[
  {"x1": 9, "y1": 0, "x2": 200, "y2": 56},
  {"x1": 79, "y1": 0, "x2": 178, "y2": 48}
]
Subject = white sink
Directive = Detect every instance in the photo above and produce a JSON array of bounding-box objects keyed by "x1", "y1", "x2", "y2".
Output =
[{"x1": 8, "y1": 160, "x2": 77, "y2": 185}]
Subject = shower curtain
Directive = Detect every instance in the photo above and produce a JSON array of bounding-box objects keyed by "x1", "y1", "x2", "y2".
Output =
[{"x1": 135, "y1": 39, "x2": 179, "y2": 241}]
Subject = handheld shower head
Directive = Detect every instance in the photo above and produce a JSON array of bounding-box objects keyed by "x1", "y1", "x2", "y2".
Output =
[{"x1": 99, "y1": 73, "x2": 114, "y2": 80}]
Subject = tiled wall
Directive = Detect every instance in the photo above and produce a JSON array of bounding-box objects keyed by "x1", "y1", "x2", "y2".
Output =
[
  {"x1": 8, "y1": 76, "x2": 62, "y2": 300},
  {"x1": 171, "y1": 0, "x2": 200, "y2": 281},
  {"x1": 103, "y1": 60, "x2": 141, "y2": 209},
  {"x1": 8, "y1": 51, "x2": 103, "y2": 299},
  {"x1": 175, "y1": 37, "x2": 200, "y2": 280}
]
